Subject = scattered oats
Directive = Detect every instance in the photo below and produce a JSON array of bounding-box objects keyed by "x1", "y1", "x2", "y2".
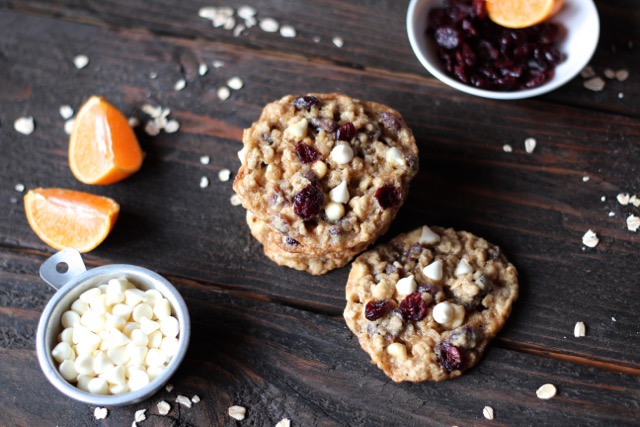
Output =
[
  {"x1": 59, "y1": 105, "x2": 74, "y2": 120},
  {"x1": 617, "y1": 193, "x2": 630, "y2": 205},
  {"x1": 582, "y1": 176, "x2": 590, "y2": 182},
  {"x1": 584, "y1": 77, "x2": 605, "y2": 92},
  {"x1": 212, "y1": 60, "x2": 225, "y2": 68},
  {"x1": 275, "y1": 418, "x2": 291, "y2": 427},
  {"x1": 580, "y1": 66, "x2": 596, "y2": 79},
  {"x1": 536, "y1": 384, "x2": 557, "y2": 400},
  {"x1": 502, "y1": 144, "x2": 513, "y2": 153},
  {"x1": 176, "y1": 394, "x2": 192, "y2": 408},
  {"x1": 227, "y1": 77, "x2": 244, "y2": 90},
  {"x1": 174, "y1": 78, "x2": 186, "y2": 91},
  {"x1": 217, "y1": 86, "x2": 231, "y2": 101},
  {"x1": 312, "y1": 36, "x2": 321, "y2": 43},
  {"x1": 199, "y1": 63, "x2": 209, "y2": 76},
  {"x1": 200, "y1": 176, "x2": 210, "y2": 189},
  {"x1": 128, "y1": 117, "x2": 140, "y2": 128},
  {"x1": 524, "y1": 137, "x2": 536, "y2": 153},
  {"x1": 73, "y1": 54, "x2": 89, "y2": 69},
  {"x1": 574, "y1": 321, "x2": 586, "y2": 337},
  {"x1": 164, "y1": 119, "x2": 180, "y2": 134},
  {"x1": 600, "y1": 196, "x2": 606, "y2": 202},
  {"x1": 228, "y1": 405, "x2": 246, "y2": 421},
  {"x1": 200, "y1": 155, "x2": 211, "y2": 165},
  {"x1": 629, "y1": 195, "x2": 640, "y2": 207},
  {"x1": 603, "y1": 68, "x2": 616, "y2": 79},
  {"x1": 14, "y1": 116, "x2": 35, "y2": 135},
  {"x1": 64, "y1": 118, "x2": 75, "y2": 135},
  {"x1": 332, "y1": 36, "x2": 344, "y2": 48},
  {"x1": 144, "y1": 120, "x2": 161, "y2": 136},
  {"x1": 223, "y1": 17, "x2": 236, "y2": 31},
  {"x1": 233, "y1": 23, "x2": 246, "y2": 37},
  {"x1": 134, "y1": 409, "x2": 147, "y2": 422},
  {"x1": 14, "y1": 183, "x2": 25, "y2": 192},
  {"x1": 626, "y1": 214, "x2": 640, "y2": 232},
  {"x1": 94, "y1": 407, "x2": 108, "y2": 420},
  {"x1": 582, "y1": 229, "x2": 599, "y2": 248},
  {"x1": 615, "y1": 69, "x2": 629, "y2": 82},
  {"x1": 149, "y1": 71, "x2": 158, "y2": 79},
  {"x1": 157, "y1": 400, "x2": 171, "y2": 415},
  {"x1": 191, "y1": 395, "x2": 200, "y2": 404},
  {"x1": 165, "y1": 383, "x2": 174, "y2": 392},
  {"x1": 237, "y1": 5, "x2": 256, "y2": 20},
  {"x1": 280, "y1": 25, "x2": 297, "y2": 38},
  {"x1": 218, "y1": 169, "x2": 231, "y2": 182},
  {"x1": 259, "y1": 18, "x2": 280, "y2": 33},
  {"x1": 608, "y1": 211, "x2": 615, "y2": 217},
  {"x1": 230, "y1": 194, "x2": 242, "y2": 206},
  {"x1": 483, "y1": 406, "x2": 494, "y2": 420},
  {"x1": 618, "y1": 92, "x2": 624, "y2": 99}
]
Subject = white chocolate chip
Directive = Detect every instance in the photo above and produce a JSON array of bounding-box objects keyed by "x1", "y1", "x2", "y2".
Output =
[
  {"x1": 198, "y1": 63, "x2": 208, "y2": 76},
  {"x1": 330, "y1": 143, "x2": 354, "y2": 164},
  {"x1": 218, "y1": 169, "x2": 231, "y2": 182},
  {"x1": 422, "y1": 259, "x2": 443, "y2": 281},
  {"x1": 74, "y1": 353, "x2": 95, "y2": 376},
  {"x1": 276, "y1": 418, "x2": 291, "y2": 427},
  {"x1": 432, "y1": 302, "x2": 454, "y2": 324},
  {"x1": 64, "y1": 118, "x2": 76, "y2": 135},
  {"x1": 332, "y1": 36, "x2": 344, "y2": 48},
  {"x1": 536, "y1": 384, "x2": 557, "y2": 400},
  {"x1": 626, "y1": 214, "x2": 640, "y2": 232},
  {"x1": 128, "y1": 368, "x2": 150, "y2": 391},
  {"x1": 176, "y1": 394, "x2": 192, "y2": 408},
  {"x1": 227, "y1": 77, "x2": 244, "y2": 90},
  {"x1": 14, "y1": 183, "x2": 25, "y2": 192},
  {"x1": 582, "y1": 229, "x2": 599, "y2": 247},
  {"x1": 483, "y1": 406, "x2": 494, "y2": 420},
  {"x1": 191, "y1": 395, "x2": 201, "y2": 403},
  {"x1": 94, "y1": 407, "x2": 108, "y2": 420},
  {"x1": 259, "y1": 17, "x2": 279, "y2": 33},
  {"x1": 134, "y1": 409, "x2": 147, "y2": 422},
  {"x1": 174, "y1": 78, "x2": 186, "y2": 91},
  {"x1": 574, "y1": 321, "x2": 586, "y2": 337},
  {"x1": 200, "y1": 155, "x2": 211, "y2": 165},
  {"x1": 284, "y1": 118, "x2": 308, "y2": 140},
  {"x1": 160, "y1": 316, "x2": 180, "y2": 338},
  {"x1": 386, "y1": 147, "x2": 406, "y2": 166},
  {"x1": 329, "y1": 181, "x2": 350, "y2": 203},
  {"x1": 280, "y1": 25, "x2": 297, "y2": 38},
  {"x1": 59, "y1": 105, "x2": 74, "y2": 120},
  {"x1": 154, "y1": 299, "x2": 172, "y2": 319},
  {"x1": 200, "y1": 176, "x2": 210, "y2": 189},
  {"x1": 454, "y1": 259, "x2": 473, "y2": 276},
  {"x1": 419, "y1": 226, "x2": 440, "y2": 245},
  {"x1": 617, "y1": 193, "x2": 630, "y2": 205},
  {"x1": 217, "y1": 86, "x2": 231, "y2": 101},
  {"x1": 524, "y1": 137, "x2": 537, "y2": 153},
  {"x1": 14, "y1": 116, "x2": 35, "y2": 135},
  {"x1": 228, "y1": 405, "x2": 246, "y2": 421},
  {"x1": 132, "y1": 303, "x2": 153, "y2": 322},
  {"x1": 145, "y1": 348, "x2": 167, "y2": 367},
  {"x1": 386, "y1": 342, "x2": 408, "y2": 361},
  {"x1": 395, "y1": 275, "x2": 417, "y2": 296},
  {"x1": 73, "y1": 55, "x2": 89, "y2": 69},
  {"x1": 88, "y1": 377, "x2": 109, "y2": 395},
  {"x1": 325, "y1": 202, "x2": 345, "y2": 221},
  {"x1": 157, "y1": 401, "x2": 171, "y2": 415},
  {"x1": 230, "y1": 194, "x2": 242, "y2": 206},
  {"x1": 160, "y1": 337, "x2": 179, "y2": 358},
  {"x1": 164, "y1": 120, "x2": 180, "y2": 134},
  {"x1": 59, "y1": 360, "x2": 78, "y2": 381},
  {"x1": 61, "y1": 310, "x2": 81, "y2": 328},
  {"x1": 140, "y1": 317, "x2": 161, "y2": 335},
  {"x1": 503, "y1": 144, "x2": 513, "y2": 153}
]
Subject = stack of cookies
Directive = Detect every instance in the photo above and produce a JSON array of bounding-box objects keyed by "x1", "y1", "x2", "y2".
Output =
[{"x1": 233, "y1": 93, "x2": 419, "y2": 274}]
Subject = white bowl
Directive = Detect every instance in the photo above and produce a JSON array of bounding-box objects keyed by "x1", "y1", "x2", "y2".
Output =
[{"x1": 407, "y1": 0, "x2": 600, "y2": 100}]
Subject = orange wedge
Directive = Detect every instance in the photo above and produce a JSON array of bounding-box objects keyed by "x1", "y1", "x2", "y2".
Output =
[
  {"x1": 486, "y1": 0, "x2": 563, "y2": 29},
  {"x1": 24, "y1": 188, "x2": 120, "y2": 253},
  {"x1": 69, "y1": 96, "x2": 143, "y2": 185}
]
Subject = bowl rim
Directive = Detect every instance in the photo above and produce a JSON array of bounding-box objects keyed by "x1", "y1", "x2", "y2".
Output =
[
  {"x1": 36, "y1": 264, "x2": 191, "y2": 406},
  {"x1": 406, "y1": 0, "x2": 601, "y2": 100}
]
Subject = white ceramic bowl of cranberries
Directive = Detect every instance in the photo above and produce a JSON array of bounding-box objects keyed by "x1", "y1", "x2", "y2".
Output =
[{"x1": 407, "y1": 0, "x2": 600, "y2": 100}]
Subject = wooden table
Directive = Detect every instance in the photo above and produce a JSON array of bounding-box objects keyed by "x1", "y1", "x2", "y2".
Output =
[{"x1": 1, "y1": 1, "x2": 639, "y2": 425}]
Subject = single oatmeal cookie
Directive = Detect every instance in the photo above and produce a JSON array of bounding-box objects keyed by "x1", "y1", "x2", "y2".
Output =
[
  {"x1": 233, "y1": 93, "x2": 419, "y2": 259},
  {"x1": 343, "y1": 226, "x2": 518, "y2": 382}
]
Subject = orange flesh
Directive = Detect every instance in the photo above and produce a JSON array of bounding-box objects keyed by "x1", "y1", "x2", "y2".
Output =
[{"x1": 486, "y1": 0, "x2": 563, "y2": 29}]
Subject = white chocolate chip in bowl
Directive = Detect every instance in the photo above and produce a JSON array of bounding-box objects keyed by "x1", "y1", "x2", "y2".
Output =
[{"x1": 35, "y1": 248, "x2": 190, "y2": 406}]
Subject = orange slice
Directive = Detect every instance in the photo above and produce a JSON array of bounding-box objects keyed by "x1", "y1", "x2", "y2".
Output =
[
  {"x1": 486, "y1": 0, "x2": 563, "y2": 29},
  {"x1": 24, "y1": 188, "x2": 120, "y2": 253},
  {"x1": 69, "y1": 96, "x2": 143, "y2": 185}
]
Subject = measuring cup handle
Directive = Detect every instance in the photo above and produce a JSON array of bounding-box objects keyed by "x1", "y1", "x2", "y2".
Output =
[{"x1": 39, "y1": 248, "x2": 87, "y2": 290}]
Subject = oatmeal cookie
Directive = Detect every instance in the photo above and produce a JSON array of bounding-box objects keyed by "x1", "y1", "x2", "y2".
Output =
[
  {"x1": 343, "y1": 226, "x2": 518, "y2": 382},
  {"x1": 233, "y1": 93, "x2": 419, "y2": 257}
]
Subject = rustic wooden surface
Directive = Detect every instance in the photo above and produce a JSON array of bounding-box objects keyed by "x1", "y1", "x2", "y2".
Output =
[{"x1": 1, "y1": 0, "x2": 639, "y2": 426}]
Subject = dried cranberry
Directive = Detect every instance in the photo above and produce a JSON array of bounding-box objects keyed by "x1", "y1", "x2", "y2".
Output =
[
  {"x1": 471, "y1": 0, "x2": 486, "y2": 19},
  {"x1": 365, "y1": 300, "x2": 392, "y2": 321},
  {"x1": 336, "y1": 122, "x2": 355, "y2": 141},
  {"x1": 436, "y1": 342, "x2": 463, "y2": 371},
  {"x1": 402, "y1": 243, "x2": 423, "y2": 261},
  {"x1": 399, "y1": 292, "x2": 427, "y2": 322},
  {"x1": 293, "y1": 185, "x2": 324, "y2": 221},
  {"x1": 309, "y1": 117, "x2": 337, "y2": 133},
  {"x1": 375, "y1": 184, "x2": 402, "y2": 209},
  {"x1": 284, "y1": 236, "x2": 299, "y2": 246},
  {"x1": 295, "y1": 143, "x2": 320, "y2": 164},
  {"x1": 293, "y1": 95, "x2": 320, "y2": 111},
  {"x1": 417, "y1": 282, "x2": 440, "y2": 297},
  {"x1": 379, "y1": 112, "x2": 403, "y2": 132},
  {"x1": 434, "y1": 26, "x2": 460, "y2": 50}
]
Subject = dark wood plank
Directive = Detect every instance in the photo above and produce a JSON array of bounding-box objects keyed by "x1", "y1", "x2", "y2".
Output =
[
  {"x1": 0, "y1": 9, "x2": 639, "y2": 371},
  {"x1": 1, "y1": 250, "x2": 639, "y2": 426},
  {"x1": 2, "y1": 0, "x2": 639, "y2": 116}
]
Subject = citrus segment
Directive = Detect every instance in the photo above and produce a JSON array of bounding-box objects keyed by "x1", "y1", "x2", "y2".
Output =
[
  {"x1": 486, "y1": 0, "x2": 563, "y2": 29},
  {"x1": 69, "y1": 96, "x2": 143, "y2": 185},
  {"x1": 24, "y1": 188, "x2": 120, "y2": 253}
]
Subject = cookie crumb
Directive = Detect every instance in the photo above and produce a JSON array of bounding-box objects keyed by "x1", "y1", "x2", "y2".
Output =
[
  {"x1": 230, "y1": 194, "x2": 242, "y2": 206},
  {"x1": 157, "y1": 400, "x2": 171, "y2": 415},
  {"x1": 483, "y1": 406, "x2": 494, "y2": 420},
  {"x1": 617, "y1": 193, "x2": 630, "y2": 205},
  {"x1": 227, "y1": 77, "x2": 244, "y2": 90},
  {"x1": 332, "y1": 36, "x2": 344, "y2": 48},
  {"x1": 626, "y1": 214, "x2": 640, "y2": 232},
  {"x1": 74, "y1": 54, "x2": 89, "y2": 69},
  {"x1": 14, "y1": 116, "x2": 35, "y2": 135},
  {"x1": 174, "y1": 79, "x2": 187, "y2": 91},
  {"x1": 134, "y1": 409, "x2": 146, "y2": 422},
  {"x1": 536, "y1": 383, "x2": 557, "y2": 400},
  {"x1": 218, "y1": 86, "x2": 231, "y2": 101},
  {"x1": 502, "y1": 144, "x2": 513, "y2": 153},
  {"x1": 524, "y1": 137, "x2": 536, "y2": 153},
  {"x1": 582, "y1": 229, "x2": 599, "y2": 248},
  {"x1": 275, "y1": 418, "x2": 291, "y2": 427},
  {"x1": 94, "y1": 407, "x2": 108, "y2": 420},
  {"x1": 200, "y1": 176, "x2": 210, "y2": 188},
  {"x1": 176, "y1": 394, "x2": 192, "y2": 408},
  {"x1": 228, "y1": 405, "x2": 246, "y2": 421},
  {"x1": 574, "y1": 321, "x2": 586, "y2": 337},
  {"x1": 584, "y1": 77, "x2": 605, "y2": 92},
  {"x1": 15, "y1": 183, "x2": 25, "y2": 192},
  {"x1": 200, "y1": 155, "x2": 211, "y2": 165},
  {"x1": 59, "y1": 105, "x2": 74, "y2": 120},
  {"x1": 218, "y1": 169, "x2": 231, "y2": 182}
]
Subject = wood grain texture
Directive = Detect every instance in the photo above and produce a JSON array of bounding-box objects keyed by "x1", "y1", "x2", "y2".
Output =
[{"x1": 0, "y1": 0, "x2": 639, "y2": 425}]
